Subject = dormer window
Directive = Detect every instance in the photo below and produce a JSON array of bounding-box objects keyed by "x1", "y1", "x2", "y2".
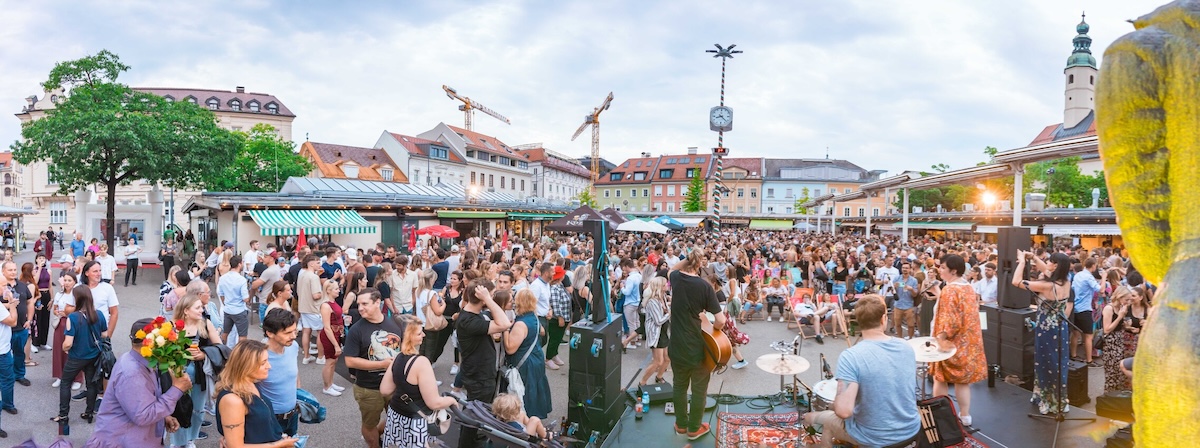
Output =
[
  {"x1": 380, "y1": 167, "x2": 394, "y2": 181},
  {"x1": 163, "y1": 95, "x2": 174, "y2": 103},
  {"x1": 342, "y1": 163, "x2": 360, "y2": 179},
  {"x1": 229, "y1": 99, "x2": 242, "y2": 111},
  {"x1": 206, "y1": 98, "x2": 219, "y2": 110},
  {"x1": 248, "y1": 100, "x2": 260, "y2": 112},
  {"x1": 265, "y1": 103, "x2": 278, "y2": 114},
  {"x1": 185, "y1": 96, "x2": 197, "y2": 105}
]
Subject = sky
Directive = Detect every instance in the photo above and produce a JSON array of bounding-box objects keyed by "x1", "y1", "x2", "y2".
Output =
[{"x1": 0, "y1": 0, "x2": 1161, "y2": 177}]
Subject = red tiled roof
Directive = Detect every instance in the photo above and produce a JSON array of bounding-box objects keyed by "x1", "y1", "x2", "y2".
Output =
[
  {"x1": 652, "y1": 154, "x2": 714, "y2": 181},
  {"x1": 597, "y1": 157, "x2": 659, "y2": 185},
  {"x1": 388, "y1": 132, "x2": 465, "y2": 163},
  {"x1": 719, "y1": 157, "x2": 763, "y2": 177},
  {"x1": 1028, "y1": 122, "x2": 1096, "y2": 145},
  {"x1": 518, "y1": 148, "x2": 592, "y2": 178},
  {"x1": 135, "y1": 87, "x2": 296, "y2": 117},
  {"x1": 447, "y1": 125, "x2": 518, "y2": 156},
  {"x1": 300, "y1": 142, "x2": 408, "y2": 182}
]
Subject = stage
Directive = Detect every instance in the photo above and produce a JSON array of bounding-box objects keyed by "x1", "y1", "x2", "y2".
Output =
[{"x1": 601, "y1": 381, "x2": 1122, "y2": 447}]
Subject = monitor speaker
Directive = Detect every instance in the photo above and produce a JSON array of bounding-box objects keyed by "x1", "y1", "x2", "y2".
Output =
[{"x1": 997, "y1": 226, "x2": 1034, "y2": 308}]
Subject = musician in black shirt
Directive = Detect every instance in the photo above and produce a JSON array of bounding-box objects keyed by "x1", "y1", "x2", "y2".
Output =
[{"x1": 668, "y1": 248, "x2": 724, "y2": 441}]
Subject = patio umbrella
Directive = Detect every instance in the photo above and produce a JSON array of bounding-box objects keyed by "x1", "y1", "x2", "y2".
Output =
[
  {"x1": 793, "y1": 222, "x2": 816, "y2": 231},
  {"x1": 616, "y1": 219, "x2": 669, "y2": 234},
  {"x1": 653, "y1": 215, "x2": 684, "y2": 231},
  {"x1": 296, "y1": 228, "x2": 307, "y2": 249},
  {"x1": 598, "y1": 208, "x2": 629, "y2": 225},
  {"x1": 417, "y1": 225, "x2": 460, "y2": 239}
]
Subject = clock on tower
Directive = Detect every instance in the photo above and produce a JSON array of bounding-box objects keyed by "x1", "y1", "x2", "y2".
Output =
[{"x1": 709, "y1": 106, "x2": 733, "y2": 132}]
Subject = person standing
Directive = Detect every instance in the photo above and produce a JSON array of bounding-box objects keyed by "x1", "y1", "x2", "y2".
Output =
[
  {"x1": 874, "y1": 255, "x2": 899, "y2": 311},
  {"x1": 168, "y1": 294, "x2": 221, "y2": 448},
  {"x1": 32, "y1": 255, "x2": 53, "y2": 351},
  {"x1": 388, "y1": 255, "x2": 418, "y2": 315},
  {"x1": 3, "y1": 261, "x2": 33, "y2": 395},
  {"x1": 243, "y1": 240, "x2": 262, "y2": 275},
  {"x1": 70, "y1": 233, "x2": 86, "y2": 259},
  {"x1": 55, "y1": 284, "x2": 107, "y2": 426},
  {"x1": 319, "y1": 280, "x2": 346, "y2": 396},
  {"x1": 95, "y1": 244, "x2": 119, "y2": 284},
  {"x1": 160, "y1": 239, "x2": 179, "y2": 281},
  {"x1": 217, "y1": 255, "x2": 250, "y2": 344},
  {"x1": 503, "y1": 289, "x2": 551, "y2": 419},
  {"x1": 51, "y1": 272, "x2": 83, "y2": 391},
  {"x1": 122, "y1": 237, "x2": 141, "y2": 287},
  {"x1": 639, "y1": 277, "x2": 671, "y2": 386},
  {"x1": 1070, "y1": 258, "x2": 1105, "y2": 367},
  {"x1": 973, "y1": 262, "x2": 998, "y2": 307},
  {"x1": 380, "y1": 314, "x2": 459, "y2": 448},
  {"x1": 930, "y1": 254, "x2": 987, "y2": 426},
  {"x1": 546, "y1": 266, "x2": 571, "y2": 369},
  {"x1": 456, "y1": 279, "x2": 511, "y2": 448},
  {"x1": 0, "y1": 282, "x2": 15, "y2": 438},
  {"x1": 619, "y1": 259, "x2": 642, "y2": 349},
  {"x1": 260, "y1": 308, "x2": 301, "y2": 437},
  {"x1": 296, "y1": 255, "x2": 325, "y2": 365},
  {"x1": 668, "y1": 248, "x2": 725, "y2": 440},
  {"x1": 430, "y1": 249, "x2": 449, "y2": 290},
  {"x1": 528, "y1": 263, "x2": 552, "y2": 346},
  {"x1": 56, "y1": 227, "x2": 64, "y2": 250},
  {"x1": 892, "y1": 263, "x2": 919, "y2": 339},
  {"x1": 1013, "y1": 251, "x2": 1074, "y2": 415},
  {"x1": 343, "y1": 288, "x2": 403, "y2": 448}
]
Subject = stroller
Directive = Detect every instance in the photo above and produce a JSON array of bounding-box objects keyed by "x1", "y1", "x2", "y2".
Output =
[{"x1": 447, "y1": 399, "x2": 569, "y2": 448}]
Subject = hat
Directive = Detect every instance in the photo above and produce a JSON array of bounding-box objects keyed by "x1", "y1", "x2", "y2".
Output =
[
  {"x1": 223, "y1": 242, "x2": 235, "y2": 248},
  {"x1": 451, "y1": 245, "x2": 461, "y2": 253},
  {"x1": 553, "y1": 266, "x2": 566, "y2": 281},
  {"x1": 346, "y1": 251, "x2": 358, "y2": 261},
  {"x1": 277, "y1": 257, "x2": 288, "y2": 264}
]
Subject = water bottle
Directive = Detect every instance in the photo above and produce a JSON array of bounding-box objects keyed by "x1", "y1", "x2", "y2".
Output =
[{"x1": 642, "y1": 391, "x2": 650, "y2": 414}]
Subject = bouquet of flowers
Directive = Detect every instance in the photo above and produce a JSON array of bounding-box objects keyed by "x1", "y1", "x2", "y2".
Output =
[{"x1": 136, "y1": 316, "x2": 193, "y2": 376}]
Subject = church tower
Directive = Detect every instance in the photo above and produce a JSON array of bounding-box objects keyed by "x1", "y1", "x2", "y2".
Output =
[{"x1": 1063, "y1": 13, "x2": 1097, "y2": 128}]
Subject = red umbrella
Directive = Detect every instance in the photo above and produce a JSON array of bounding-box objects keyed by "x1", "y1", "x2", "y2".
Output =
[
  {"x1": 416, "y1": 225, "x2": 460, "y2": 239},
  {"x1": 296, "y1": 228, "x2": 307, "y2": 249},
  {"x1": 501, "y1": 230, "x2": 508, "y2": 249},
  {"x1": 407, "y1": 226, "x2": 417, "y2": 252}
]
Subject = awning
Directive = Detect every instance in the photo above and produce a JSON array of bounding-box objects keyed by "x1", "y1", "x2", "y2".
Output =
[
  {"x1": 247, "y1": 210, "x2": 376, "y2": 236},
  {"x1": 435, "y1": 211, "x2": 507, "y2": 219},
  {"x1": 974, "y1": 225, "x2": 1039, "y2": 234},
  {"x1": 507, "y1": 212, "x2": 565, "y2": 221},
  {"x1": 1042, "y1": 224, "x2": 1122, "y2": 236},
  {"x1": 749, "y1": 219, "x2": 794, "y2": 230},
  {"x1": 676, "y1": 217, "x2": 705, "y2": 227},
  {"x1": 904, "y1": 221, "x2": 976, "y2": 231}
]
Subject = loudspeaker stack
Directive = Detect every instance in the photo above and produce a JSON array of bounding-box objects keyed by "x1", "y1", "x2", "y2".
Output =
[
  {"x1": 994, "y1": 227, "x2": 1037, "y2": 388},
  {"x1": 567, "y1": 319, "x2": 625, "y2": 438}
]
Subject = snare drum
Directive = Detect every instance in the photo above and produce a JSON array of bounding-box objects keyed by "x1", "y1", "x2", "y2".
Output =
[{"x1": 812, "y1": 379, "x2": 838, "y2": 411}]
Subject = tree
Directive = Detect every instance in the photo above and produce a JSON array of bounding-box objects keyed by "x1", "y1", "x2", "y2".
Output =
[
  {"x1": 205, "y1": 124, "x2": 313, "y2": 192},
  {"x1": 575, "y1": 189, "x2": 597, "y2": 208},
  {"x1": 682, "y1": 166, "x2": 707, "y2": 212},
  {"x1": 11, "y1": 50, "x2": 239, "y2": 249},
  {"x1": 794, "y1": 187, "x2": 811, "y2": 214}
]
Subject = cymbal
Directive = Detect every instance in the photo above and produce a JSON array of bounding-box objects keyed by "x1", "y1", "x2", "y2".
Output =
[
  {"x1": 755, "y1": 354, "x2": 811, "y2": 375},
  {"x1": 908, "y1": 336, "x2": 956, "y2": 362}
]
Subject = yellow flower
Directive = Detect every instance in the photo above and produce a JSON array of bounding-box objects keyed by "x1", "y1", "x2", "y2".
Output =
[
  {"x1": 158, "y1": 327, "x2": 171, "y2": 337},
  {"x1": 136, "y1": 329, "x2": 146, "y2": 339},
  {"x1": 140, "y1": 346, "x2": 152, "y2": 357},
  {"x1": 162, "y1": 321, "x2": 173, "y2": 332}
]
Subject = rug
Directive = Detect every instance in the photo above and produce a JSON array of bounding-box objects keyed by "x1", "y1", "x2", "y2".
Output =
[{"x1": 715, "y1": 412, "x2": 801, "y2": 448}]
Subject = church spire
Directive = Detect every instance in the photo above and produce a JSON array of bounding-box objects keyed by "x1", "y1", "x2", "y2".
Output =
[{"x1": 1066, "y1": 12, "x2": 1097, "y2": 69}]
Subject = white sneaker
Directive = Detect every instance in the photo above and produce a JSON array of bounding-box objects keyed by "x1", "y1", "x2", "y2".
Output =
[
  {"x1": 626, "y1": 343, "x2": 637, "y2": 350},
  {"x1": 42, "y1": 345, "x2": 52, "y2": 351},
  {"x1": 302, "y1": 356, "x2": 315, "y2": 365},
  {"x1": 552, "y1": 356, "x2": 565, "y2": 365},
  {"x1": 309, "y1": 346, "x2": 318, "y2": 355},
  {"x1": 547, "y1": 361, "x2": 560, "y2": 370},
  {"x1": 959, "y1": 415, "x2": 972, "y2": 426},
  {"x1": 322, "y1": 386, "x2": 342, "y2": 397},
  {"x1": 51, "y1": 379, "x2": 61, "y2": 388},
  {"x1": 331, "y1": 384, "x2": 346, "y2": 392},
  {"x1": 436, "y1": 380, "x2": 443, "y2": 386},
  {"x1": 767, "y1": 316, "x2": 773, "y2": 322},
  {"x1": 450, "y1": 364, "x2": 460, "y2": 375},
  {"x1": 315, "y1": 357, "x2": 327, "y2": 365},
  {"x1": 187, "y1": 442, "x2": 198, "y2": 448},
  {"x1": 72, "y1": 382, "x2": 82, "y2": 391},
  {"x1": 31, "y1": 346, "x2": 38, "y2": 353}
]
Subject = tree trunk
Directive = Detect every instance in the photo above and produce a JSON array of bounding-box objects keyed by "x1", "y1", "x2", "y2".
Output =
[{"x1": 105, "y1": 181, "x2": 117, "y2": 251}]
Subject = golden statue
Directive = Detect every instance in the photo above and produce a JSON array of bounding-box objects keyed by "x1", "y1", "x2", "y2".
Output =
[{"x1": 1096, "y1": 1, "x2": 1200, "y2": 445}]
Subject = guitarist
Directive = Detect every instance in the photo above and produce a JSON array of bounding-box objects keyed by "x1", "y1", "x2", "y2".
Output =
[{"x1": 668, "y1": 247, "x2": 724, "y2": 441}]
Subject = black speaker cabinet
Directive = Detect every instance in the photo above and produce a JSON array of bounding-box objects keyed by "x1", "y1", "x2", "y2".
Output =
[
  {"x1": 568, "y1": 319, "x2": 622, "y2": 377},
  {"x1": 981, "y1": 304, "x2": 1001, "y2": 365},
  {"x1": 1068, "y1": 360, "x2": 1091, "y2": 405},
  {"x1": 997, "y1": 226, "x2": 1035, "y2": 309},
  {"x1": 567, "y1": 393, "x2": 626, "y2": 441},
  {"x1": 1000, "y1": 341, "x2": 1035, "y2": 389},
  {"x1": 998, "y1": 307, "x2": 1037, "y2": 389},
  {"x1": 568, "y1": 365, "x2": 622, "y2": 408}
]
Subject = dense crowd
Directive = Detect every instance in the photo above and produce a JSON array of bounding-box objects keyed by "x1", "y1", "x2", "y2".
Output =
[{"x1": 0, "y1": 222, "x2": 1147, "y2": 447}]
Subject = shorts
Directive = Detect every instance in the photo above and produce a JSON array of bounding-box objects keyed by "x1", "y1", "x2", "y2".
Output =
[
  {"x1": 223, "y1": 310, "x2": 250, "y2": 338},
  {"x1": 623, "y1": 305, "x2": 641, "y2": 333},
  {"x1": 353, "y1": 384, "x2": 390, "y2": 428},
  {"x1": 1071, "y1": 311, "x2": 1094, "y2": 335},
  {"x1": 299, "y1": 313, "x2": 323, "y2": 330}
]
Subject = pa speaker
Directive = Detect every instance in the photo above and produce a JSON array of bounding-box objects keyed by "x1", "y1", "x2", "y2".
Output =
[
  {"x1": 568, "y1": 319, "x2": 622, "y2": 377},
  {"x1": 997, "y1": 226, "x2": 1034, "y2": 309}
]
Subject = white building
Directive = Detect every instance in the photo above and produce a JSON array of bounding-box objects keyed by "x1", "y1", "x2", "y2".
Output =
[
  {"x1": 515, "y1": 145, "x2": 590, "y2": 203},
  {"x1": 418, "y1": 123, "x2": 533, "y2": 199},
  {"x1": 374, "y1": 131, "x2": 466, "y2": 187}
]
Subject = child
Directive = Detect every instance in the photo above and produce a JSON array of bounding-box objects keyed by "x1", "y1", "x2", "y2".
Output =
[{"x1": 493, "y1": 393, "x2": 547, "y2": 439}]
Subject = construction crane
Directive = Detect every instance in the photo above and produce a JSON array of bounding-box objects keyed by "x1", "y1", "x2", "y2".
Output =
[
  {"x1": 571, "y1": 92, "x2": 614, "y2": 196},
  {"x1": 442, "y1": 85, "x2": 511, "y2": 131}
]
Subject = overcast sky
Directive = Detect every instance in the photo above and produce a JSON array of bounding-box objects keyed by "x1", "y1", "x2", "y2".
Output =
[{"x1": 1, "y1": 0, "x2": 1160, "y2": 176}]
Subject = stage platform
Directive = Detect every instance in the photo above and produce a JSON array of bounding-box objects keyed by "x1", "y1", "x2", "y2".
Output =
[{"x1": 602, "y1": 381, "x2": 1122, "y2": 447}]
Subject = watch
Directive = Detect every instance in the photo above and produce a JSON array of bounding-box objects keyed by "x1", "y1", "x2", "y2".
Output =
[{"x1": 709, "y1": 106, "x2": 733, "y2": 132}]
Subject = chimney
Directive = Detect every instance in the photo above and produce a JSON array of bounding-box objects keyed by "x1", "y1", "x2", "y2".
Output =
[
  {"x1": 641, "y1": 152, "x2": 650, "y2": 158},
  {"x1": 236, "y1": 86, "x2": 245, "y2": 93},
  {"x1": 687, "y1": 147, "x2": 698, "y2": 155}
]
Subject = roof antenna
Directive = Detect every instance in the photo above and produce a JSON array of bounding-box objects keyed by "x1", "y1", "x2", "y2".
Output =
[
  {"x1": 825, "y1": 146, "x2": 829, "y2": 159},
  {"x1": 305, "y1": 132, "x2": 309, "y2": 142}
]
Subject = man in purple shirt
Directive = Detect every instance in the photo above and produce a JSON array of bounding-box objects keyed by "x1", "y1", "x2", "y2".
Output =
[{"x1": 86, "y1": 318, "x2": 192, "y2": 448}]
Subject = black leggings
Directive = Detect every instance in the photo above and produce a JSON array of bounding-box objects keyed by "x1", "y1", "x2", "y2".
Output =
[
  {"x1": 124, "y1": 258, "x2": 139, "y2": 285},
  {"x1": 33, "y1": 290, "x2": 51, "y2": 347},
  {"x1": 766, "y1": 297, "x2": 786, "y2": 317}
]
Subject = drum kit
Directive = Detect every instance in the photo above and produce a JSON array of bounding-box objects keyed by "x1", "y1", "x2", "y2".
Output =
[{"x1": 908, "y1": 336, "x2": 956, "y2": 399}]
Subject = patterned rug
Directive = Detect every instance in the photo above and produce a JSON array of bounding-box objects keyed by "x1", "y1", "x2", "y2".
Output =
[{"x1": 715, "y1": 412, "x2": 801, "y2": 448}]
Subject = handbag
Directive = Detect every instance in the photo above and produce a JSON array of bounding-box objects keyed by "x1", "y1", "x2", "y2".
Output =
[
  {"x1": 395, "y1": 356, "x2": 453, "y2": 436},
  {"x1": 84, "y1": 313, "x2": 116, "y2": 382},
  {"x1": 423, "y1": 292, "x2": 448, "y2": 331},
  {"x1": 501, "y1": 318, "x2": 539, "y2": 399},
  {"x1": 916, "y1": 395, "x2": 966, "y2": 447}
]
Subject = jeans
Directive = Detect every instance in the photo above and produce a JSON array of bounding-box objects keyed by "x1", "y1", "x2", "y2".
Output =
[
  {"x1": 169, "y1": 362, "x2": 206, "y2": 446},
  {"x1": 125, "y1": 258, "x2": 140, "y2": 285},
  {"x1": 742, "y1": 301, "x2": 763, "y2": 316},
  {"x1": 58, "y1": 356, "x2": 99, "y2": 418},
  {"x1": 0, "y1": 352, "x2": 11, "y2": 426},
  {"x1": 10, "y1": 328, "x2": 28, "y2": 383},
  {"x1": 275, "y1": 410, "x2": 299, "y2": 437},
  {"x1": 670, "y1": 361, "x2": 712, "y2": 433}
]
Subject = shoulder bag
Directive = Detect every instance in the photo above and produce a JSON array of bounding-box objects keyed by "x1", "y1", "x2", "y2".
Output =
[
  {"x1": 84, "y1": 313, "x2": 116, "y2": 382},
  {"x1": 423, "y1": 291, "x2": 448, "y2": 331},
  {"x1": 501, "y1": 318, "x2": 539, "y2": 399}
]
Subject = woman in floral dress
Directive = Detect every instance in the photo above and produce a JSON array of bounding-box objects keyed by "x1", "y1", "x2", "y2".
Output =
[
  {"x1": 1012, "y1": 251, "x2": 1074, "y2": 415},
  {"x1": 1100, "y1": 285, "x2": 1132, "y2": 392},
  {"x1": 930, "y1": 254, "x2": 987, "y2": 426}
]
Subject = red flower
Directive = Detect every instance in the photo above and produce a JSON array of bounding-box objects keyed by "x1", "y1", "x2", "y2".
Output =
[
  {"x1": 143, "y1": 324, "x2": 155, "y2": 332},
  {"x1": 175, "y1": 319, "x2": 185, "y2": 329},
  {"x1": 153, "y1": 316, "x2": 165, "y2": 324}
]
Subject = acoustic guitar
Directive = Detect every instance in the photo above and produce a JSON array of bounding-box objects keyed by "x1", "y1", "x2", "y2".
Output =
[{"x1": 701, "y1": 313, "x2": 734, "y2": 373}]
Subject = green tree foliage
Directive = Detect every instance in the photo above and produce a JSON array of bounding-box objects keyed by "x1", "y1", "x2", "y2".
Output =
[
  {"x1": 794, "y1": 187, "x2": 811, "y2": 214},
  {"x1": 683, "y1": 165, "x2": 707, "y2": 212},
  {"x1": 11, "y1": 50, "x2": 239, "y2": 249},
  {"x1": 575, "y1": 189, "x2": 597, "y2": 208},
  {"x1": 206, "y1": 123, "x2": 312, "y2": 192},
  {"x1": 1027, "y1": 157, "x2": 1108, "y2": 208}
]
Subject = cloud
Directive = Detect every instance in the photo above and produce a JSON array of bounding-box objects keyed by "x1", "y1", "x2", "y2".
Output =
[{"x1": 1, "y1": 0, "x2": 1152, "y2": 176}]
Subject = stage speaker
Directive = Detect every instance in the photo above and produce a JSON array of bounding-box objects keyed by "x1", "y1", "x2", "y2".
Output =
[
  {"x1": 567, "y1": 392, "x2": 626, "y2": 440},
  {"x1": 569, "y1": 319, "x2": 622, "y2": 376},
  {"x1": 998, "y1": 307, "x2": 1037, "y2": 388},
  {"x1": 1068, "y1": 360, "x2": 1091, "y2": 405},
  {"x1": 997, "y1": 226, "x2": 1034, "y2": 309},
  {"x1": 637, "y1": 382, "x2": 674, "y2": 404},
  {"x1": 568, "y1": 365, "x2": 622, "y2": 407},
  {"x1": 1097, "y1": 390, "x2": 1134, "y2": 423},
  {"x1": 981, "y1": 304, "x2": 1001, "y2": 365}
]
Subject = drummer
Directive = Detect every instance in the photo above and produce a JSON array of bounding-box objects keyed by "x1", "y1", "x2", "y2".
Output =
[{"x1": 802, "y1": 295, "x2": 920, "y2": 448}]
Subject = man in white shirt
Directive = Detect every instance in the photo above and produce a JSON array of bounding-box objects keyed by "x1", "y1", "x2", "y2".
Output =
[
  {"x1": 94, "y1": 244, "x2": 119, "y2": 284},
  {"x1": 973, "y1": 262, "x2": 998, "y2": 306},
  {"x1": 218, "y1": 255, "x2": 250, "y2": 343},
  {"x1": 243, "y1": 240, "x2": 262, "y2": 274},
  {"x1": 529, "y1": 262, "x2": 553, "y2": 343},
  {"x1": 446, "y1": 245, "x2": 461, "y2": 274},
  {"x1": 389, "y1": 255, "x2": 418, "y2": 314},
  {"x1": 874, "y1": 255, "x2": 900, "y2": 310},
  {"x1": 0, "y1": 288, "x2": 15, "y2": 437}
]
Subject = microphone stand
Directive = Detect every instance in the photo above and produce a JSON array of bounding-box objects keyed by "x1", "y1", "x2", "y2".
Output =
[{"x1": 1027, "y1": 295, "x2": 1094, "y2": 448}]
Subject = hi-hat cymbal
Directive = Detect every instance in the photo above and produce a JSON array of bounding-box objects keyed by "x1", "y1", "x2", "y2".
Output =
[
  {"x1": 755, "y1": 354, "x2": 811, "y2": 375},
  {"x1": 908, "y1": 336, "x2": 956, "y2": 362}
]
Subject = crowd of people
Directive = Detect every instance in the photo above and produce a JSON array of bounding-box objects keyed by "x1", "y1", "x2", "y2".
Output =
[{"x1": 0, "y1": 222, "x2": 1147, "y2": 447}]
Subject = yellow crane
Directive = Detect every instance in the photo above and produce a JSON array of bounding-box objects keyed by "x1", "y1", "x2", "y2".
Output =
[
  {"x1": 442, "y1": 85, "x2": 511, "y2": 131},
  {"x1": 571, "y1": 92, "x2": 614, "y2": 196}
]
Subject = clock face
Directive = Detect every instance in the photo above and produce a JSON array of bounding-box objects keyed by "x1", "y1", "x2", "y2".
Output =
[{"x1": 710, "y1": 107, "x2": 732, "y2": 126}]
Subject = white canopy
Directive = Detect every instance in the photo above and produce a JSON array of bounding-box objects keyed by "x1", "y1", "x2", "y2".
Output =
[{"x1": 617, "y1": 219, "x2": 669, "y2": 234}]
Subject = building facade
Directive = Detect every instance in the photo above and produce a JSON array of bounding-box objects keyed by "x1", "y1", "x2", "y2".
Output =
[
  {"x1": 516, "y1": 146, "x2": 591, "y2": 204},
  {"x1": 709, "y1": 157, "x2": 763, "y2": 214},
  {"x1": 762, "y1": 158, "x2": 883, "y2": 216},
  {"x1": 596, "y1": 154, "x2": 658, "y2": 212},
  {"x1": 0, "y1": 153, "x2": 23, "y2": 209},
  {"x1": 300, "y1": 141, "x2": 408, "y2": 183},
  {"x1": 419, "y1": 124, "x2": 533, "y2": 199},
  {"x1": 651, "y1": 150, "x2": 714, "y2": 214},
  {"x1": 375, "y1": 131, "x2": 466, "y2": 188}
]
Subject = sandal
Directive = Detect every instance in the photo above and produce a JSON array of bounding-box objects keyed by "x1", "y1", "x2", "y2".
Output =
[
  {"x1": 24, "y1": 361, "x2": 37, "y2": 367},
  {"x1": 655, "y1": 376, "x2": 666, "y2": 384},
  {"x1": 51, "y1": 415, "x2": 68, "y2": 423}
]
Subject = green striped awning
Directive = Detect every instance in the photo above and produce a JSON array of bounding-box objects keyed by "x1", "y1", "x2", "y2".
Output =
[
  {"x1": 748, "y1": 219, "x2": 794, "y2": 230},
  {"x1": 435, "y1": 211, "x2": 507, "y2": 219},
  {"x1": 247, "y1": 210, "x2": 376, "y2": 236},
  {"x1": 904, "y1": 221, "x2": 976, "y2": 230},
  {"x1": 507, "y1": 212, "x2": 565, "y2": 220}
]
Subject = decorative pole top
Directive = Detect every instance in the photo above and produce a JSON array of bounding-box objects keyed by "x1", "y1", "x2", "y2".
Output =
[
  {"x1": 1067, "y1": 12, "x2": 1096, "y2": 69},
  {"x1": 706, "y1": 44, "x2": 743, "y2": 59}
]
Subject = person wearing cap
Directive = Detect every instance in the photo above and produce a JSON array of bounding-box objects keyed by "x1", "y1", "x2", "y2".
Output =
[
  {"x1": 447, "y1": 245, "x2": 462, "y2": 274},
  {"x1": 85, "y1": 318, "x2": 193, "y2": 448},
  {"x1": 546, "y1": 266, "x2": 571, "y2": 369},
  {"x1": 252, "y1": 251, "x2": 285, "y2": 325}
]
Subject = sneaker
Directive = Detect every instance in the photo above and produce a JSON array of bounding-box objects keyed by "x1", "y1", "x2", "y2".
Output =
[
  {"x1": 767, "y1": 316, "x2": 773, "y2": 322},
  {"x1": 322, "y1": 386, "x2": 342, "y2": 397},
  {"x1": 436, "y1": 380, "x2": 443, "y2": 386},
  {"x1": 448, "y1": 389, "x2": 466, "y2": 401},
  {"x1": 815, "y1": 335, "x2": 825, "y2": 345},
  {"x1": 51, "y1": 379, "x2": 61, "y2": 388},
  {"x1": 331, "y1": 384, "x2": 346, "y2": 392},
  {"x1": 72, "y1": 382, "x2": 82, "y2": 391},
  {"x1": 201, "y1": 420, "x2": 213, "y2": 428},
  {"x1": 1088, "y1": 360, "x2": 1102, "y2": 368},
  {"x1": 730, "y1": 360, "x2": 748, "y2": 370},
  {"x1": 959, "y1": 415, "x2": 972, "y2": 427},
  {"x1": 315, "y1": 357, "x2": 327, "y2": 365},
  {"x1": 674, "y1": 424, "x2": 688, "y2": 434},
  {"x1": 450, "y1": 364, "x2": 460, "y2": 375},
  {"x1": 309, "y1": 346, "x2": 318, "y2": 356},
  {"x1": 302, "y1": 356, "x2": 315, "y2": 365},
  {"x1": 73, "y1": 391, "x2": 86, "y2": 401},
  {"x1": 552, "y1": 355, "x2": 565, "y2": 366},
  {"x1": 30, "y1": 346, "x2": 38, "y2": 353},
  {"x1": 687, "y1": 423, "x2": 711, "y2": 440},
  {"x1": 547, "y1": 361, "x2": 560, "y2": 370},
  {"x1": 626, "y1": 343, "x2": 637, "y2": 350},
  {"x1": 197, "y1": 430, "x2": 209, "y2": 439}
]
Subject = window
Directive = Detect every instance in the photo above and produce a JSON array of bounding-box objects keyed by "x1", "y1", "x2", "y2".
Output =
[
  {"x1": 520, "y1": 180, "x2": 525, "y2": 191},
  {"x1": 229, "y1": 99, "x2": 241, "y2": 111},
  {"x1": 643, "y1": 188, "x2": 649, "y2": 197},
  {"x1": 749, "y1": 206, "x2": 756, "y2": 213},
  {"x1": 737, "y1": 206, "x2": 744, "y2": 212},
  {"x1": 248, "y1": 101, "x2": 260, "y2": 112},
  {"x1": 633, "y1": 172, "x2": 646, "y2": 181},
  {"x1": 206, "y1": 98, "x2": 219, "y2": 110},
  {"x1": 342, "y1": 164, "x2": 359, "y2": 178},
  {"x1": 430, "y1": 147, "x2": 449, "y2": 160},
  {"x1": 1090, "y1": 75, "x2": 1094, "y2": 85},
  {"x1": 786, "y1": 207, "x2": 793, "y2": 213},
  {"x1": 767, "y1": 188, "x2": 774, "y2": 198},
  {"x1": 609, "y1": 173, "x2": 624, "y2": 181},
  {"x1": 814, "y1": 189, "x2": 822, "y2": 197},
  {"x1": 615, "y1": 189, "x2": 621, "y2": 197},
  {"x1": 489, "y1": 175, "x2": 494, "y2": 187},
  {"x1": 604, "y1": 190, "x2": 610, "y2": 198},
  {"x1": 686, "y1": 168, "x2": 698, "y2": 178},
  {"x1": 630, "y1": 189, "x2": 637, "y2": 197},
  {"x1": 1069, "y1": 74, "x2": 1074, "y2": 84},
  {"x1": 501, "y1": 176, "x2": 506, "y2": 189},
  {"x1": 266, "y1": 103, "x2": 278, "y2": 114},
  {"x1": 2, "y1": 188, "x2": 8, "y2": 197},
  {"x1": 2, "y1": 174, "x2": 9, "y2": 184},
  {"x1": 498, "y1": 156, "x2": 511, "y2": 166},
  {"x1": 872, "y1": 208, "x2": 880, "y2": 217},
  {"x1": 635, "y1": 161, "x2": 642, "y2": 167},
  {"x1": 654, "y1": 186, "x2": 662, "y2": 196},
  {"x1": 785, "y1": 188, "x2": 793, "y2": 198},
  {"x1": 843, "y1": 207, "x2": 851, "y2": 217},
  {"x1": 737, "y1": 188, "x2": 744, "y2": 198},
  {"x1": 667, "y1": 203, "x2": 675, "y2": 212},
  {"x1": 680, "y1": 157, "x2": 690, "y2": 164},
  {"x1": 184, "y1": 96, "x2": 197, "y2": 104},
  {"x1": 667, "y1": 185, "x2": 676, "y2": 196},
  {"x1": 381, "y1": 168, "x2": 394, "y2": 181},
  {"x1": 518, "y1": 161, "x2": 528, "y2": 169},
  {"x1": 767, "y1": 207, "x2": 774, "y2": 213},
  {"x1": 667, "y1": 158, "x2": 677, "y2": 165},
  {"x1": 659, "y1": 169, "x2": 674, "y2": 178},
  {"x1": 163, "y1": 95, "x2": 174, "y2": 103},
  {"x1": 414, "y1": 169, "x2": 421, "y2": 183},
  {"x1": 50, "y1": 202, "x2": 67, "y2": 224},
  {"x1": 750, "y1": 188, "x2": 757, "y2": 198},
  {"x1": 858, "y1": 208, "x2": 865, "y2": 217},
  {"x1": 470, "y1": 172, "x2": 476, "y2": 184}
]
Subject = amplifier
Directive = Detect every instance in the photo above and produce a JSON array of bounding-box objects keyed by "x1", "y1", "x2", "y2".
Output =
[
  {"x1": 1068, "y1": 360, "x2": 1090, "y2": 405},
  {"x1": 637, "y1": 382, "x2": 674, "y2": 404},
  {"x1": 1096, "y1": 390, "x2": 1134, "y2": 423},
  {"x1": 1000, "y1": 341, "x2": 1034, "y2": 389}
]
